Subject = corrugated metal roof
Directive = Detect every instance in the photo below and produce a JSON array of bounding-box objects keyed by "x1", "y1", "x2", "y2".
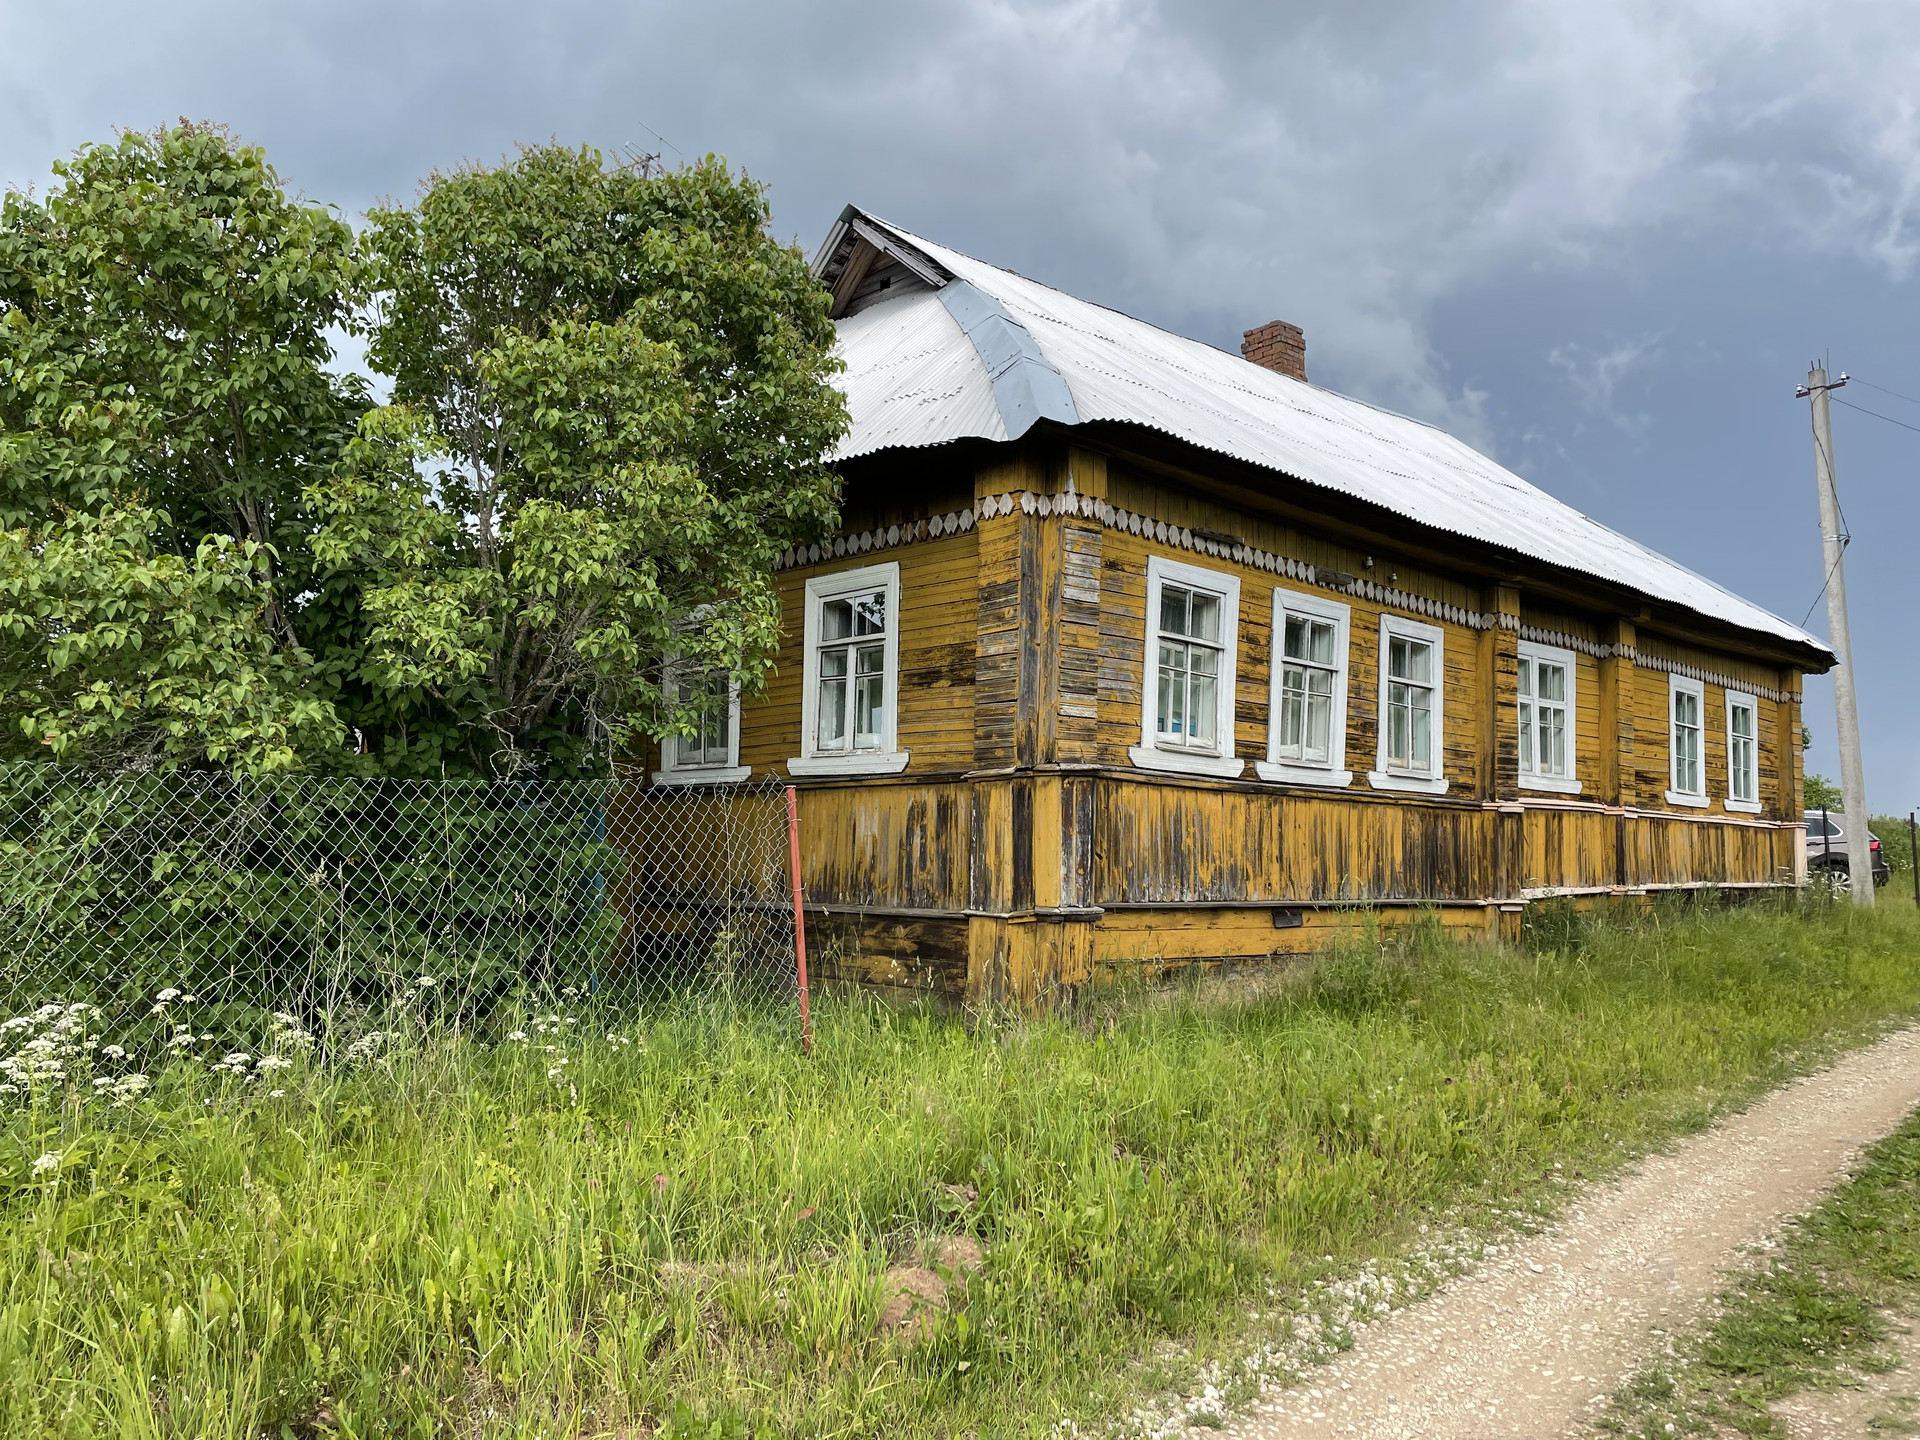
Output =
[{"x1": 826, "y1": 210, "x2": 1831, "y2": 661}]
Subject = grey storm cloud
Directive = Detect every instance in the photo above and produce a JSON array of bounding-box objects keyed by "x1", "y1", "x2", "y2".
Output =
[{"x1": 3, "y1": 0, "x2": 1918, "y2": 799}]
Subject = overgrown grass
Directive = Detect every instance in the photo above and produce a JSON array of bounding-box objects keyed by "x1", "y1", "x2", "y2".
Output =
[
  {"x1": 3, "y1": 896, "x2": 1920, "y2": 1439},
  {"x1": 1601, "y1": 1025, "x2": 1920, "y2": 1437}
]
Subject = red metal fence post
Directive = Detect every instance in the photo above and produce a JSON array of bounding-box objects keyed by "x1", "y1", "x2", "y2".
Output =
[{"x1": 785, "y1": 785, "x2": 813, "y2": 1055}]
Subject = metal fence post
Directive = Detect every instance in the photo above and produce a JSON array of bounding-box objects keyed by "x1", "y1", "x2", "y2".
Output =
[{"x1": 785, "y1": 785, "x2": 813, "y2": 1055}]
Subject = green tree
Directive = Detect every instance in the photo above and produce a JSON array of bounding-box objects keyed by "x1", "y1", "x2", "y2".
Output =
[
  {"x1": 0, "y1": 122, "x2": 364, "y2": 768},
  {"x1": 0, "y1": 506, "x2": 335, "y2": 770},
  {"x1": 324, "y1": 147, "x2": 846, "y2": 773},
  {"x1": 1805, "y1": 772, "x2": 1843, "y2": 810}
]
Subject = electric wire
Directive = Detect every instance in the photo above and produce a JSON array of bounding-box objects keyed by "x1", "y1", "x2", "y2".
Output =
[
  {"x1": 1831, "y1": 395, "x2": 1920, "y2": 435},
  {"x1": 1852, "y1": 377, "x2": 1920, "y2": 409}
]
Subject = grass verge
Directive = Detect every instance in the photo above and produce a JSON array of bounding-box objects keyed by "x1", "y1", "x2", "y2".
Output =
[
  {"x1": 1600, "y1": 1065, "x2": 1920, "y2": 1437},
  {"x1": 3, "y1": 895, "x2": 1920, "y2": 1439}
]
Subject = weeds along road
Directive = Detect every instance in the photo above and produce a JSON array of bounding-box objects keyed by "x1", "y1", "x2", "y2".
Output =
[{"x1": 1219, "y1": 1024, "x2": 1920, "y2": 1440}]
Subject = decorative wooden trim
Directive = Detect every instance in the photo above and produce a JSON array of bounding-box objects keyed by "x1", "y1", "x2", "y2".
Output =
[{"x1": 779, "y1": 491, "x2": 1799, "y2": 703}]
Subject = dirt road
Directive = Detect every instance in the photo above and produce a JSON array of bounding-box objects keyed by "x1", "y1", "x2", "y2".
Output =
[{"x1": 1220, "y1": 1026, "x2": 1920, "y2": 1440}]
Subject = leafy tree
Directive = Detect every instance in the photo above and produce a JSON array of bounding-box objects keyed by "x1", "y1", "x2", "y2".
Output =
[
  {"x1": 1804, "y1": 772, "x2": 1843, "y2": 810},
  {"x1": 0, "y1": 506, "x2": 335, "y2": 770},
  {"x1": 328, "y1": 147, "x2": 846, "y2": 773},
  {"x1": 0, "y1": 123, "x2": 364, "y2": 768}
]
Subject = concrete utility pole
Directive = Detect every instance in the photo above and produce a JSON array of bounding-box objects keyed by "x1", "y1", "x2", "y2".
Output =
[{"x1": 1798, "y1": 363, "x2": 1873, "y2": 907}]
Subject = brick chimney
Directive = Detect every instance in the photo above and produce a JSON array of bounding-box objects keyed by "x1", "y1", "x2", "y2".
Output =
[{"x1": 1241, "y1": 320, "x2": 1306, "y2": 382}]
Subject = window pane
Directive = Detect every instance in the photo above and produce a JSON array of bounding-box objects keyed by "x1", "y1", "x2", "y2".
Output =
[
  {"x1": 1388, "y1": 686, "x2": 1410, "y2": 767},
  {"x1": 821, "y1": 599, "x2": 853, "y2": 641},
  {"x1": 1410, "y1": 688, "x2": 1431, "y2": 770},
  {"x1": 1188, "y1": 670, "x2": 1216, "y2": 746},
  {"x1": 1160, "y1": 585, "x2": 1190, "y2": 638},
  {"x1": 1519, "y1": 700, "x2": 1535, "y2": 771},
  {"x1": 1284, "y1": 615, "x2": 1308, "y2": 661},
  {"x1": 1189, "y1": 590, "x2": 1221, "y2": 643},
  {"x1": 1517, "y1": 657, "x2": 1533, "y2": 699},
  {"x1": 1732, "y1": 702, "x2": 1753, "y2": 738},
  {"x1": 1538, "y1": 661, "x2": 1565, "y2": 703},
  {"x1": 1304, "y1": 688, "x2": 1330, "y2": 763},
  {"x1": 1279, "y1": 683, "x2": 1303, "y2": 756},
  {"x1": 1543, "y1": 708, "x2": 1564, "y2": 776},
  {"x1": 852, "y1": 592, "x2": 886, "y2": 636},
  {"x1": 1390, "y1": 636, "x2": 1432, "y2": 685},
  {"x1": 1308, "y1": 619, "x2": 1335, "y2": 666},
  {"x1": 855, "y1": 643, "x2": 884, "y2": 676},
  {"x1": 1190, "y1": 645, "x2": 1219, "y2": 678},
  {"x1": 818, "y1": 677, "x2": 847, "y2": 750},
  {"x1": 819, "y1": 649, "x2": 848, "y2": 679},
  {"x1": 855, "y1": 671, "x2": 884, "y2": 749},
  {"x1": 1157, "y1": 646, "x2": 1186, "y2": 738}
]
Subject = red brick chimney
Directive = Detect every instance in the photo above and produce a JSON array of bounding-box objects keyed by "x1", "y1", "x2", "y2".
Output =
[{"x1": 1242, "y1": 320, "x2": 1306, "y2": 382}]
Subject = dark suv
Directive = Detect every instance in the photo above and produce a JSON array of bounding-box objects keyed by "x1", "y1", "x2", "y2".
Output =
[{"x1": 1803, "y1": 810, "x2": 1891, "y2": 888}]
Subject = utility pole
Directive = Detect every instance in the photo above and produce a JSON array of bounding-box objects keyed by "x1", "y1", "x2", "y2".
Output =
[{"x1": 1796, "y1": 363, "x2": 1873, "y2": 907}]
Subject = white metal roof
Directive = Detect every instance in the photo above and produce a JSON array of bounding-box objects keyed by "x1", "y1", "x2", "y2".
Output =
[{"x1": 822, "y1": 210, "x2": 1830, "y2": 660}]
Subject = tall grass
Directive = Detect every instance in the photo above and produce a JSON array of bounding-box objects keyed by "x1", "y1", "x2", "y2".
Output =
[{"x1": 3, "y1": 896, "x2": 1919, "y2": 1438}]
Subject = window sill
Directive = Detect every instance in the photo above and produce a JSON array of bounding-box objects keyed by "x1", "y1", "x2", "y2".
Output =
[
  {"x1": 1367, "y1": 770, "x2": 1449, "y2": 796},
  {"x1": 652, "y1": 765, "x2": 752, "y2": 787},
  {"x1": 1128, "y1": 745, "x2": 1246, "y2": 780},
  {"x1": 1724, "y1": 797, "x2": 1763, "y2": 814},
  {"x1": 1519, "y1": 775, "x2": 1583, "y2": 796},
  {"x1": 1255, "y1": 761, "x2": 1354, "y2": 789},
  {"x1": 1664, "y1": 789, "x2": 1711, "y2": 809},
  {"x1": 787, "y1": 751, "x2": 911, "y2": 778}
]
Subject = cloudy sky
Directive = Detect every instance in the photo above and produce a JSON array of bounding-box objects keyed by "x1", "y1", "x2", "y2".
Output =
[{"x1": 4, "y1": 0, "x2": 1917, "y2": 813}]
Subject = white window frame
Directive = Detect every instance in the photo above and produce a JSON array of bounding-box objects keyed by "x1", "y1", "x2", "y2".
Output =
[
  {"x1": 1129, "y1": 555, "x2": 1244, "y2": 779},
  {"x1": 653, "y1": 668, "x2": 749, "y2": 786},
  {"x1": 1725, "y1": 689, "x2": 1761, "y2": 814},
  {"x1": 1257, "y1": 587, "x2": 1352, "y2": 788},
  {"x1": 1516, "y1": 639, "x2": 1580, "y2": 795},
  {"x1": 1368, "y1": 614, "x2": 1448, "y2": 795},
  {"x1": 787, "y1": 560, "x2": 910, "y2": 777},
  {"x1": 1665, "y1": 673, "x2": 1708, "y2": 808}
]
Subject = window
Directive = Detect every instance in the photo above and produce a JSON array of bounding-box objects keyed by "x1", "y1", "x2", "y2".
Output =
[
  {"x1": 1258, "y1": 589, "x2": 1352, "y2": 787},
  {"x1": 1517, "y1": 640, "x2": 1580, "y2": 794},
  {"x1": 1666, "y1": 673, "x2": 1707, "y2": 807},
  {"x1": 788, "y1": 561, "x2": 909, "y2": 777},
  {"x1": 1726, "y1": 690, "x2": 1760, "y2": 813},
  {"x1": 1369, "y1": 615, "x2": 1447, "y2": 794},
  {"x1": 1130, "y1": 556, "x2": 1244, "y2": 778},
  {"x1": 653, "y1": 666, "x2": 749, "y2": 785}
]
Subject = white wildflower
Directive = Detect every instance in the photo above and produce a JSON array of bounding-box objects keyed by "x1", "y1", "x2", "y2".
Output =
[
  {"x1": 154, "y1": 988, "x2": 181, "y2": 1003},
  {"x1": 101, "y1": 1044, "x2": 126, "y2": 1061},
  {"x1": 31, "y1": 1152, "x2": 59, "y2": 1176},
  {"x1": 508, "y1": 1031, "x2": 528, "y2": 1042}
]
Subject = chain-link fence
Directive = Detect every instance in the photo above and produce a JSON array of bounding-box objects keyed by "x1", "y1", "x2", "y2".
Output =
[{"x1": 0, "y1": 766, "x2": 803, "y2": 1045}]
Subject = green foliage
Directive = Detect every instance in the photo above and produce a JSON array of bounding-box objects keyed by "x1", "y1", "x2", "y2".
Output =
[
  {"x1": 1603, "y1": 1099, "x2": 1920, "y2": 1437},
  {"x1": 5, "y1": 900, "x2": 1920, "y2": 1437},
  {"x1": 0, "y1": 122, "x2": 364, "y2": 769},
  {"x1": 336, "y1": 146, "x2": 847, "y2": 771},
  {"x1": 1871, "y1": 813, "x2": 1914, "y2": 878},
  {"x1": 0, "y1": 128, "x2": 845, "y2": 776},
  {"x1": 0, "y1": 507, "x2": 333, "y2": 770},
  {"x1": 1804, "y1": 772, "x2": 1843, "y2": 810}
]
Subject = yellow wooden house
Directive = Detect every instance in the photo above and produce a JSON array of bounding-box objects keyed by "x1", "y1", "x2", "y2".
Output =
[{"x1": 649, "y1": 207, "x2": 1835, "y2": 1006}]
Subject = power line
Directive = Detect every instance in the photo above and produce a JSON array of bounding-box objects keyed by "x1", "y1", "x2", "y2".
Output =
[
  {"x1": 1852, "y1": 377, "x2": 1920, "y2": 409},
  {"x1": 1831, "y1": 395, "x2": 1920, "y2": 436}
]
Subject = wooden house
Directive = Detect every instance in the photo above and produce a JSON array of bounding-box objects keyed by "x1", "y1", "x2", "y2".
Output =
[{"x1": 649, "y1": 207, "x2": 1836, "y2": 1007}]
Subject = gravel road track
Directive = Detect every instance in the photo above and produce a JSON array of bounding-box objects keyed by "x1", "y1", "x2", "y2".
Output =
[{"x1": 1219, "y1": 1025, "x2": 1920, "y2": 1440}]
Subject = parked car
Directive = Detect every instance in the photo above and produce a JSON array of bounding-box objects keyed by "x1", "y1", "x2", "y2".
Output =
[{"x1": 1803, "y1": 810, "x2": 1891, "y2": 888}]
